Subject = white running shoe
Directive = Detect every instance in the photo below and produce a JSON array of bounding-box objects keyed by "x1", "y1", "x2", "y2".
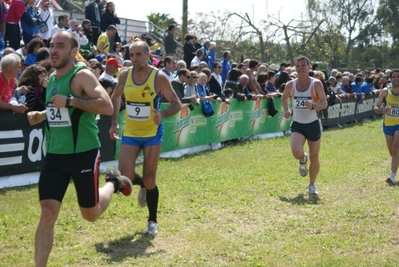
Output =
[
  {"x1": 144, "y1": 221, "x2": 158, "y2": 237},
  {"x1": 138, "y1": 187, "x2": 147, "y2": 207},
  {"x1": 299, "y1": 153, "x2": 308, "y2": 177},
  {"x1": 308, "y1": 184, "x2": 318, "y2": 195}
]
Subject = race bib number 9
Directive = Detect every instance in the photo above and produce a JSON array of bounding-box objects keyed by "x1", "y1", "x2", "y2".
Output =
[
  {"x1": 46, "y1": 103, "x2": 71, "y2": 127},
  {"x1": 126, "y1": 101, "x2": 151, "y2": 120}
]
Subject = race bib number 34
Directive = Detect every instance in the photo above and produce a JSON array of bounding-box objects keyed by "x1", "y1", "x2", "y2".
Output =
[
  {"x1": 46, "y1": 103, "x2": 72, "y2": 127},
  {"x1": 127, "y1": 101, "x2": 151, "y2": 120}
]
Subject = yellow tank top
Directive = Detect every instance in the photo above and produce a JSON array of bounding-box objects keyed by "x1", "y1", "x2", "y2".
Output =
[
  {"x1": 123, "y1": 66, "x2": 162, "y2": 137},
  {"x1": 384, "y1": 86, "x2": 399, "y2": 126}
]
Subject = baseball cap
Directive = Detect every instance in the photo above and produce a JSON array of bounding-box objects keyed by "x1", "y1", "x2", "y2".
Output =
[
  {"x1": 106, "y1": 58, "x2": 122, "y2": 68},
  {"x1": 95, "y1": 54, "x2": 106, "y2": 63}
]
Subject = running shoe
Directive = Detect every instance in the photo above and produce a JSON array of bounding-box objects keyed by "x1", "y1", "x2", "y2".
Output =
[
  {"x1": 308, "y1": 184, "x2": 318, "y2": 195},
  {"x1": 138, "y1": 187, "x2": 147, "y2": 207},
  {"x1": 299, "y1": 153, "x2": 308, "y2": 177},
  {"x1": 105, "y1": 167, "x2": 132, "y2": 196},
  {"x1": 144, "y1": 221, "x2": 158, "y2": 237},
  {"x1": 386, "y1": 177, "x2": 396, "y2": 185}
]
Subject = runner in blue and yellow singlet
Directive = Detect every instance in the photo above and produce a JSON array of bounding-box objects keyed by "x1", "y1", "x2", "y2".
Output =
[
  {"x1": 109, "y1": 40, "x2": 181, "y2": 238},
  {"x1": 374, "y1": 69, "x2": 399, "y2": 185}
]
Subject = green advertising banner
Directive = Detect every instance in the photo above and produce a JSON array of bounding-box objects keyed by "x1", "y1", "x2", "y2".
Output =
[{"x1": 161, "y1": 97, "x2": 291, "y2": 153}]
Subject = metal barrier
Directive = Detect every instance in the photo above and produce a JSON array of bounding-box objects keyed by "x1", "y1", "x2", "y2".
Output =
[
  {"x1": 51, "y1": 10, "x2": 183, "y2": 59},
  {"x1": 52, "y1": 10, "x2": 147, "y2": 41}
]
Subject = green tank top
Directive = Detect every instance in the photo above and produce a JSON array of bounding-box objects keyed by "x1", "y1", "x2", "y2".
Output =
[{"x1": 45, "y1": 65, "x2": 101, "y2": 154}]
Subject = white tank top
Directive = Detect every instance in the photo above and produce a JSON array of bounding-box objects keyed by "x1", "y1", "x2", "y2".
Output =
[{"x1": 291, "y1": 78, "x2": 319, "y2": 124}]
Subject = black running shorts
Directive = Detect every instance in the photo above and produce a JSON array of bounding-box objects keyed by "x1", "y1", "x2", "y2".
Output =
[
  {"x1": 291, "y1": 119, "x2": 322, "y2": 142},
  {"x1": 38, "y1": 148, "x2": 101, "y2": 208}
]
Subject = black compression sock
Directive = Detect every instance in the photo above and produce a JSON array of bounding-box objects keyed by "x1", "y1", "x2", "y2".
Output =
[
  {"x1": 133, "y1": 173, "x2": 145, "y2": 187},
  {"x1": 106, "y1": 180, "x2": 119, "y2": 193},
  {"x1": 147, "y1": 186, "x2": 159, "y2": 223}
]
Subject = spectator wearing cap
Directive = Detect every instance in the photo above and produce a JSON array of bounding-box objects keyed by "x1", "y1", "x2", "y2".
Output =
[
  {"x1": 164, "y1": 24, "x2": 177, "y2": 57},
  {"x1": 99, "y1": 57, "x2": 121, "y2": 84},
  {"x1": 97, "y1": 25, "x2": 117, "y2": 57},
  {"x1": 101, "y1": 1, "x2": 120, "y2": 53}
]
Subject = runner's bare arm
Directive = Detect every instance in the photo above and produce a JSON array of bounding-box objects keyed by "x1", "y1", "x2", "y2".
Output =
[{"x1": 52, "y1": 69, "x2": 113, "y2": 115}]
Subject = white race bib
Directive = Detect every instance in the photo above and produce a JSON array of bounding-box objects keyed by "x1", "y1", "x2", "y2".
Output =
[
  {"x1": 388, "y1": 107, "x2": 399, "y2": 118},
  {"x1": 126, "y1": 101, "x2": 151, "y2": 121},
  {"x1": 46, "y1": 103, "x2": 72, "y2": 127},
  {"x1": 294, "y1": 97, "x2": 310, "y2": 110}
]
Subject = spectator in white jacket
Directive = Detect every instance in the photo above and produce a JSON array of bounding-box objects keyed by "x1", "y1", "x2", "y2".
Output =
[{"x1": 67, "y1": 19, "x2": 88, "y2": 49}]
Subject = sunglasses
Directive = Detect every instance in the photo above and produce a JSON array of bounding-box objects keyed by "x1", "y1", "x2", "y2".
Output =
[
  {"x1": 217, "y1": 66, "x2": 223, "y2": 69},
  {"x1": 92, "y1": 66, "x2": 98, "y2": 70},
  {"x1": 191, "y1": 76, "x2": 199, "y2": 78},
  {"x1": 185, "y1": 75, "x2": 191, "y2": 78}
]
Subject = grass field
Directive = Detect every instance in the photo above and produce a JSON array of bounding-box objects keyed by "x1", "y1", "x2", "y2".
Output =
[{"x1": 1, "y1": 119, "x2": 399, "y2": 267}]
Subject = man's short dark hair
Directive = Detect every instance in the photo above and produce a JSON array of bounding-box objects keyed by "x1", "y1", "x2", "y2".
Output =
[
  {"x1": 295, "y1": 55, "x2": 310, "y2": 66},
  {"x1": 196, "y1": 49, "x2": 204, "y2": 57},
  {"x1": 168, "y1": 24, "x2": 175, "y2": 31},
  {"x1": 267, "y1": 71, "x2": 276, "y2": 78},
  {"x1": 36, "y1": 47, "x2": 50, "y2": 62},
  {"x1": 99, "y1": 78, "x2": 113, "y2": 90},
  {"x1": 178, "y1": 68, "x2": 189, "y2": 77},
  {"x1": 249, "y1": 59, "x2": 259, "y2": 69},
  {"x1": 164, "y1": 56, "x2": 174, "y2": 64},
  {"x1": 58, "y1": 14, "x2": 68, "y2": 23},
  {"x1": 223, "y1": 51, "x2": 230, "y2": 59}
]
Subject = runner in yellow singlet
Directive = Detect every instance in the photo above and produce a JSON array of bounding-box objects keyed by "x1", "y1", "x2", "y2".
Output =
[{"x1": 109, "y1": 40, "x2": 181, "y2": 237}]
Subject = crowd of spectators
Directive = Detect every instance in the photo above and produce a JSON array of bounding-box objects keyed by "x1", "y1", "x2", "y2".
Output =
[{"x1": 0, "y1": 0, "x2": 392, "y2": 129}]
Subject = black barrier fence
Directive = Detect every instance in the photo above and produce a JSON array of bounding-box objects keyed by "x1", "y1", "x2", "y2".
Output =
[
  {"x1": 0, "y1": 111, "x2": 114, "y2": 177},
  {"x1": 0, "y1": 95, "x2": 378, "y2": 178}
]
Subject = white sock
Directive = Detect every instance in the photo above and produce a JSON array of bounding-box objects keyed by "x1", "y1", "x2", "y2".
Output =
[{"x1": 390, "y1": 172, "x2": 396, "y2": 181}]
